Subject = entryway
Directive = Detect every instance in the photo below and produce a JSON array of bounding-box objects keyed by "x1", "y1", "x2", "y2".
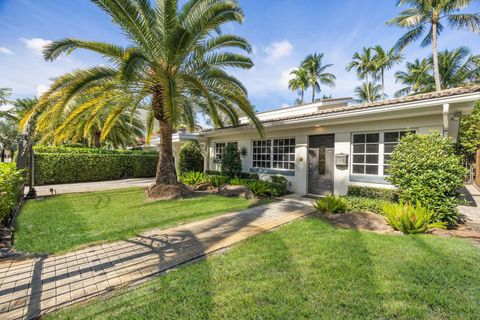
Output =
[{"x1": 308, "y1": 134, "x2": 334, "y2": 195}]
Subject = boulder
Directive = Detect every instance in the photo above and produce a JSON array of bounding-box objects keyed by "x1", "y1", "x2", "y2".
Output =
[
  {"x1": 147, "y1": 183, "x2": 193, "y2": 200},
  {"x1": 194, "y1": 182, "x2": 214, "y2": 191},
  {"x1": 218, "y1": 184, "x2": 253, "y2": 199}
]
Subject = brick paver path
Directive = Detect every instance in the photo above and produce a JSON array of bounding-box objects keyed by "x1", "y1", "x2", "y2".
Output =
[
  {"x1": 0, "y1": 195, "x2": 313, "y2": 320},
  {"x1": 459, "y1": 184, "x2": 480, "y2": 224}
]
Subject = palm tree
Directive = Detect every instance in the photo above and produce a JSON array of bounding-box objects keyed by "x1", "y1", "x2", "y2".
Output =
[
  {"x1": 372, "y1": 45, "x2": 403, "y2": 100},
  {"x1": 346, "y1": 47, "x2": 376, "y2": 102},
  {"x1": 394, "y1": 58, "x2": 433, "y2": 97},
  {"x1": 354, "y1": 82, "x2": 383, "y2": 103},
  {"x1": 301, "y1": 53, "x2": 336, "y2": 102},
  {"x1": 387, "y1": 0, "x2": 480, "y2": 91},
  {"x1": 24, "y1": 0, "x2": 263, "y2": 197},
  {"x1": 288, "y1": 67, "x2": 309, "y2": 104}
]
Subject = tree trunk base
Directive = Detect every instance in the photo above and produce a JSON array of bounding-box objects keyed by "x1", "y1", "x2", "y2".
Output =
[{"x1": 147, "y1": 183, "x2": 193, "y2": 200}]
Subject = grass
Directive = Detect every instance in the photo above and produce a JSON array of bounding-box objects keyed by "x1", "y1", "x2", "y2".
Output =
[
  {"x1": 47, "y1": 217, "x2": 480, "y2": 320},
  {"x1": 15, "y1": 188, "x2": 260, "y2": 254}
]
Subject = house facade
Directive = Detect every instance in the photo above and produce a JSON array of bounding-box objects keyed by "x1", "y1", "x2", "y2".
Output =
[{"x1": 171, "y1": 87, "x2": 480, "y2": 195}]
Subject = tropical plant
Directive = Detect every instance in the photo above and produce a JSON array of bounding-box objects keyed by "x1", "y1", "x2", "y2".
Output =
[
  {"x1": 208, "y1": 174, "x2": 229, "y2": 187},
  {"x1": 0, "y1": 162, "x2": 24, "y2": 223},
  {"x1": 387, "y1": 0, "x2": 480, "y2": 91},
  {"x1": 387, "y1": 132, "x2": 467, "y2": 227},
  {"x1": 346, "y1": 47, "x2": 376, "y2": 102},
  {"x1": 313, "y1": 194, "x2": 348, "y2": 214},
  {"x1": 221, "y1": 142, "x2": 242, "y2": 178},
  {"x1": 383, "y1": 201, "x2": 446, "y2": 234},
  {"x1": 459, "y1": 101, "x2": 480, "y2": 164},
  {"x1": 354, "y1": 82, "x2": 383, "y2": 103},
  {"x1": 394, "y1": 58, "x2": 433, "y2": 97},
  {"x1": 0, "y1": 121, "x2": 19, "y2": 161},
  {"x1": 179, "y1": 171, "x2": 209, "y2": 186},
  {"x1": 288, "y1": 67, "x2": 310, "y2": 104},
  {"x1": 24, "y1": 0, "x2": 263, "y2": 197},
  {"x1": 269, "y1": 175, "x2": 287, "y2": 197},
  {"x1": 301, "y1": 53, "x2": 336, "y2": 102},
  {"x1": 0, "y1": 88, "x2": 12, "y2": 108},
  {"x1": 372, "y1": 45, "x2": 403, "y2": 99},
  {"x1": 178, "y1": 141, "x2": 204, "y2": 176},
  {"x1": 343, "y1": 196, "x2": 394, "y2": 215},
  {"x1": 246, "y1": 180, "x2": 271, "y2": 197}
]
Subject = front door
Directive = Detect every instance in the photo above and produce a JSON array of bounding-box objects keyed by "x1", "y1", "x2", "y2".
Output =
[{"x1": 308, "y1": 134, "x2": 334, "y2": 195}]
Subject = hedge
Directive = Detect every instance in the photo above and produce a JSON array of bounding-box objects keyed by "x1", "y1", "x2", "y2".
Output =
[
  {"x1": 34, "y1": 145, "x2": 158, "y2": 155},
  {"x1": 347, "y1": 185, "x2": 398, "y2": 202},
  {"x1": 0, "y1": 163, "x2": 24, "y2": 223},
  {"x1": 34, "y1": 153, "x2": 158, "y2": 185}
]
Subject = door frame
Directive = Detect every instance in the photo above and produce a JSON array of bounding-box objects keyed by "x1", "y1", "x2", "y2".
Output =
[{"x1": 307, "y1": 134, "x2": 335, "y2": 195}]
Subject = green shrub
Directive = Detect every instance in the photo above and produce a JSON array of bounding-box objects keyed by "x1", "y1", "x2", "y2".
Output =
[
  {"x1": 313, "y1": 194, "x2": 348, "y2": 214},
  {"x1": 180, "y1": 171, "x2": 209, "y2": 186},
  {"x1": 0, "y1": 163, "x2": 24, "y2": 223},
  {"x1": 208, "y1": 175, "x2": 229, "y2": 187},
  {"x1": 34, "y1": 145, "x2": 158, "y2": 155},
  {"x1": 269, "y1": 175, "x2": 288, "y2": 197},
  {"x1": 34, "y1": 153, "x2": 158, "y2": 185},
  {"x1": 387, "y1": 132, "x2": 467, "y2": 227},
  {"x1": 247, "y1": 180, "x2": 271, "y2": 197},
  {"x1": 178, "y1": 141, "x2": 204, "y2": 176},
  {"x1": 220, "y1": 143, "x2": 242, "y2": 178},
  {"x1": 383, "y1": 201, "x2": 447, "y2": 234},
  {"x1": 343, "y1": 196, "x2": 394, "y2": 215},
  {"x1": 347, "y1": 185, "x2": 398, "y2": 202},
  {"x1": 206, "y1": 170, "x2": 258, "y2": 180}
]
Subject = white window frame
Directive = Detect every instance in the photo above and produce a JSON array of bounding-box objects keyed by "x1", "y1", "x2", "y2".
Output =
[
  {"x1": 214, "y1": 141, "x2": 237, "y2": 163},
  {"x1": 252, "y1": 137, "x2": 296, "y2": 171}
]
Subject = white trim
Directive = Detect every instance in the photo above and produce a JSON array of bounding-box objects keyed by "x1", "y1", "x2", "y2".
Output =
[{"x1": 251, "y1": 137, "x2": 296, "y2": 172}]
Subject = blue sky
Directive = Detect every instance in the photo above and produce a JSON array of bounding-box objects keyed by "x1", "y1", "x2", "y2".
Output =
[{"x1": 1, "y1": 0, "x2": 480, "y2": 112}]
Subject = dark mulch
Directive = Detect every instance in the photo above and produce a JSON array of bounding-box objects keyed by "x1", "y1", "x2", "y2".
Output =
[{"x1": 318, "y1": 212, "x2": 397, "y2": 234}]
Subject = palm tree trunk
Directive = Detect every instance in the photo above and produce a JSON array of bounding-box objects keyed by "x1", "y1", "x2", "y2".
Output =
[
  {"x1": 152, "y1": 88, "x2": 177, "y2": 185},
  {"x1": 432, "y1": 21, "x2": 441, "y2": 91},
  {"x1": 365, "y1": 74, "x2": 371, "y2": 103},
  {"x1": 301, "y1": 89, "x2": 304, "y2": 104},
  {"x1": 381, "y1": 69, "x2": 385, "y2": 100},
  {"x1": 311, "y1": 86, "x2": 315, "y2": 103}
]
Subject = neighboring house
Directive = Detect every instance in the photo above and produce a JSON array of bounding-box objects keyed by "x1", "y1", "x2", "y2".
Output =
[{"x1": 171, "y1": 86, "x2": 480, "y2": 195}]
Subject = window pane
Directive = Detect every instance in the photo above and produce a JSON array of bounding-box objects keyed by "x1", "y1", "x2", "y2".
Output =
[
  {"x1": 384, "y1": 143, "x2": 396, "y2": 154},
  {"x1": 353, "y1": 165, "x2": 365, "y2": 174},
  {"x1": 365, "y1": 165, "x2": 379, "y2": 175},
  {"x1": 353, "y1": 155, "x2": 365, "y2": 163},
  {"x1": 353, "y1": 134, "x2": 365, "y2": 143},
  {"x1": 365, "y1": 155, "x2": 379, "y2": 164},
  {"x1": 366, "y1": 133, "x2": 380, "y2": 143},
  {"x1": 384, "y1": 132, "x2": 399, "y2": 143},
  {"x1": 353, "y1": 144, "x2": 365, "y2": 153},
  {"x1": 366, "y1": 144, "x2": 379, "y2": 153}
]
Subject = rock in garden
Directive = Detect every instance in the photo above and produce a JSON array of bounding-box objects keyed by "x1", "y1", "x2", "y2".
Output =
[{"x1": 218, "y1": 184, "x2": 253, "y2": 199}]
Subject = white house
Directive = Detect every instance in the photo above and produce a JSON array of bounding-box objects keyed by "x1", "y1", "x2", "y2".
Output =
[{"x1": 171, "y1": 86, "x2": 480, "y2": 196}]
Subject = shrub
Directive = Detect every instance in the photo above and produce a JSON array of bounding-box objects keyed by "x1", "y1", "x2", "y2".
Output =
[
  {"x1": 269, "y1": 176, "x2": 288, "y2": 197},
  {"x1": 313, "y1": 194, "x2": 348, "y2": 214},
  {"x1": 178, "y1": 141, "x2": 204, "y2": 176},
  {"x1": 343, "y1": 196, "x2": 394, "y2": 215},
  {"x1": 387, "y1": 132, "x2": 467, "y2": 227},
  {"x1": 206, "y1": 170, "x2": 258, "y2": 180},
  {"x1": 34, "y1": 153, "x2": 158, "y2": 185},
  {"x1": 208, "y1": 175, "x2": 229, "y2": 187},
  {"x1": 347, "y1": 185, "x2": 398, "y2": 202},
  {"x1": 383, "y1": 201, "x2": 447, "y2": 234},
  {"x1": 180, "y1": 171, "x2": 208, "y2": 186},
  {"x1": 34, "y1": 145, "x2": 158, "y2": 155},
  {"x1": 220, "y1": 143, "x2": 242, "y2": 178},
  {"x1": 246, "y1": 180, "x2": 271, "y2": 197},
  {"x1": 0, "y1": 163, "x2": 24, "y2": 223}
]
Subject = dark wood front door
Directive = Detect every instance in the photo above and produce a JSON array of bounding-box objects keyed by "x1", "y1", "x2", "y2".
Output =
[{"x1": 308, "y1": 134, "x2": 334, "y2": 195}]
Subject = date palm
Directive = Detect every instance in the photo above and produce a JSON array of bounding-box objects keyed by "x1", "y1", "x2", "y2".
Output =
[
  {"x1": 354, "y1": 82, "x2": 383, "y2": 103},
  {"x1": 288, "y1": 67, "x2": 309, "y2": 104},
  {"x1": 346, "y1": 47, "x2": 376, "y2": 102},
  {"x1": 387, "y1": 0, "x2": 480, "y2": 91},
  {"x1": 24, "y1": 0, "x2": 263, "y2": 197},
  {"x1": 301, "y1": 53, "x2": 336, "y2": 102},
  {"x1": 372, "y1": 45, "x2": 403, "y2": 100}
]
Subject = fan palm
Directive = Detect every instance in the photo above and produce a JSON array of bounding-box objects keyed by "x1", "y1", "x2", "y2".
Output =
[
  {"x1": 24, "y1": 0, "x2": 263, "y2": 196},
  {"x1": 387, "y1": 0, "x2": 480, "y2": 91},
  {"x1": 288, "y1": 67, "x2": 309, "y2": 104},
  {"x1": 301, "y1": 53, "x2": 336, "y2": 102},
  {"x1": 354, "y1": 82, "x2": 383, "y2": 103},
  {"x1": 372, "y1": 45, "x2": 403, "y2": 100},
  {"x1": 346, "y1": 47, "x2": 376, "y2": 102}
]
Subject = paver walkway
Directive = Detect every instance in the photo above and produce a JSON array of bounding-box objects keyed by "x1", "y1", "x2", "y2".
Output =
[
  {"x1": 459, "y1": 184, "x2": 480, "y2": 223},
  {"x1": 0, "y1": 195, "x2": 313, "y2": 320},
  {"x1": 34, "y1": 178, "x2": 155, "y2": 197}
]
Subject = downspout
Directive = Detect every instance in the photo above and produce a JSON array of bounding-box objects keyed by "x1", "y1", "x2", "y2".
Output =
[{"x1": 442, "y1": 103, "x2": 450, "y2": 137}]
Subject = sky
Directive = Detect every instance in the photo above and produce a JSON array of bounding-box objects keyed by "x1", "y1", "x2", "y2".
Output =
[{"x1": 1, "y1": 0, "x2": 480, "y2": 112}]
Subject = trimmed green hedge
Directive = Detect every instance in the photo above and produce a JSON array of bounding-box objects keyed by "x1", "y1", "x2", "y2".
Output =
[
  {"x1": 34, "y1": 153, "x2": 158, "y2": 185},
  {"x1": 0, "y1": 163, "x2": 24, "y2": 223},
  {"x1": 34, "y1": 145, "x2": 158, "y2": 155},
  {"x1": 347, "y1": 185, "x2": 398, "y2": 202}
]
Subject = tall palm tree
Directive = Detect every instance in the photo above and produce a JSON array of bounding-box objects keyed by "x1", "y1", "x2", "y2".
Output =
[
  {"x1": 394, "y1": 58, "x2": 433, "y2": 97},
  {"x1": 288, "y1": 67, "x2": 309, "y2": 104},
  {"x1": 387, "y1": 0, "x2": 480, "y2": 91},
  {"x1": 24, "y1": 0, "x2": 263, "y2": 197},
  {"x1": 301, "y1": 53, "x2": 336, "y2": 102},
  {"x1": 346, "y1": 47, "x2": 376, "y2": 102},
  {"x1": 354, "y1": 82, "x2": 383, "y2": 103},
  {"x1": 372, "y1": 45, "x2": 403, "y2": 100}
]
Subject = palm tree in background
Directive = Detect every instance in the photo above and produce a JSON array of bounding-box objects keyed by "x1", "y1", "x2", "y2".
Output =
[
  {"x1": 23, "y1": 0, "x2": 263, "y2": 197},
  {"x1": 395, "y1": 47, "x2": 480, "y2": 97},
  {"x1": 346, "y1": 47, "x2": 376, "y2": 102},
  {"x1": 354, "y1": 82, "x2": 383, "y2": 103},
  {"x1": 387, "y1": 0, "x2": 480, "y2": 91},
  {"x1": 288, "y1": 67, "x2": 309, "y2": 104},
  {"x1": 372, "y1": 45, "x2": 403, "y2": 100},
  {"x1": 301, "y1": 53, "x2": 336, "y2": 102}
]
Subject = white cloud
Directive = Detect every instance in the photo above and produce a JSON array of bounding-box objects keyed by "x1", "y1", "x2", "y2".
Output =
[
  {"x1": 36, "y1": 84, "x2": 49, "y2": 97},
  {"x1": 264, "y1": 40, "x2": 293, "y2": 62},
  {"x1": 21, "y1": 38, "x2": 52, "y2": 55},
  {"x1": 0, "y1": 47, "x2": 13, "y2": 55},
  {"x1": 281, "y1": 103, "x2": 290, "y2": 108},
  {"x1": 280, "y1": 68, "x2": 296, "y2": 88}
]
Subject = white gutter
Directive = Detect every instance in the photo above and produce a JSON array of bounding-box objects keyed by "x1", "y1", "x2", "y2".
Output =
[{"x1": 442, "y1": 103, "x2": 450, "y2": 137}]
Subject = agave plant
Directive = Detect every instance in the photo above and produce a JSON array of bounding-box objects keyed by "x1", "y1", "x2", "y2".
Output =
[{"x1": 312, "y1": 194, "x2": 348, "y2": 214}]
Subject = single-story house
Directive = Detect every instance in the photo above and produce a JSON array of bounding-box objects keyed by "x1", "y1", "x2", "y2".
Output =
[{"x1": 170, "y1": 86, "x2": 480, "y2": 196}]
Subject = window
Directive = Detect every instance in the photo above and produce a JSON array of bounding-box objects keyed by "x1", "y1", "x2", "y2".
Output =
[
  {"x1": 252, "y1": 138, "x2": 296, "y2": 170},
  {"x1": 351, "y1": 131, "x2": 411, "y2": 176},
  {"x1": 214, "y1": 142, "x2": 237, "y2": 162}
]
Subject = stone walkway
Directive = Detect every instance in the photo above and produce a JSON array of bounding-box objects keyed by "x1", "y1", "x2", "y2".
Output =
[
  {"x1": 0, "y1": 195, "x2": 313, "y2": 320},
  {"x1": 459, "y1": 184, "x2": 480, "y2": 223},
  {"x1": 34, "y1": 178, "x2": 155, "y2": 197}
]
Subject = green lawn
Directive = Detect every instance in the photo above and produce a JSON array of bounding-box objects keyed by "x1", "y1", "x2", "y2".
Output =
[
  {"x1": 15, "y1": 188, "x2": 257, "y2": 254},
  {"x1": 47, "y1": 217, "x2": 480, "y2": 320}
]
